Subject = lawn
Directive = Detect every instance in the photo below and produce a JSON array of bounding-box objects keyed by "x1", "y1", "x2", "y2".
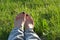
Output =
[{"x1": 0, "y1": 0, "x2": 60, "y2": 40}]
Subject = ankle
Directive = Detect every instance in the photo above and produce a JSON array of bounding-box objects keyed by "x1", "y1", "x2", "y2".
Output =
[
  {"x1": 28, "y1": 24, "x2": 34, "y2": 28},
  {"x1": 25, "y1": 24, "x2": 34, "y2": 32}
]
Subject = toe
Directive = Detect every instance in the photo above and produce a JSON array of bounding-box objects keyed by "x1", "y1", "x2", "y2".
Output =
[
  {"x1": 26, "y1": 14, "x2": 34, "y2": 24},
  {"x1": 16, "y1": 12, "x2": 26, "y2": 20}
]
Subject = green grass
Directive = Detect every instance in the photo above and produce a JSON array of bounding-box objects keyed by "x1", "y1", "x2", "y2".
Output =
[{"x1": 0, "y1": 0, "x2": 60, "y2": 40}]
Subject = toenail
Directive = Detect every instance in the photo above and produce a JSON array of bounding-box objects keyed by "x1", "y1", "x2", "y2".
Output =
[
  {"x1": 22, "y1": 12, "x2": 25, "y2": 14},
  {"x1": 26, "y1": 14, "x2": 28, "y2": 16}
]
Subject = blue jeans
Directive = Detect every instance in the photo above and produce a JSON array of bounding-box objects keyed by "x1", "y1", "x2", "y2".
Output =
[{"x1": 8, "y1": 27, "x2": 41, "y2": 40}]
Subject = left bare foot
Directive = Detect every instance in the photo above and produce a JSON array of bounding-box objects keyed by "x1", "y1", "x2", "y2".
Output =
[{"x1": 14, "y1": 12, "x2": 26, "y2": 28}]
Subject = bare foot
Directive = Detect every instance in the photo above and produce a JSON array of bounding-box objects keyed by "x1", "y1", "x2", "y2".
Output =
[
  {"x1": 25, "y1": 14, "x2": 34, "y2": 30},
  {"x1": 14, "y1": 12, "x2": 26, "y2": 28}
]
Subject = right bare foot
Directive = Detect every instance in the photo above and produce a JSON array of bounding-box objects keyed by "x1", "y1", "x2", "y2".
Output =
[{"x1": 25, "y1": 14, "x2": 34, "y2": 30}]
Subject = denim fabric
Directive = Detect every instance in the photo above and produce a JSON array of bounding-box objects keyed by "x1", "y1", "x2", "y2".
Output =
[{"x1": 8, "y1": 27, "x2": 41, "y2": 40}]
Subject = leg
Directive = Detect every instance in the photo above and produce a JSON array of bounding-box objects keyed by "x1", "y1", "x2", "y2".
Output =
[
  {"x1": 25, "y1": 28, "x2": 41, "y2": 40},
  {"x1": 24, "y1": 14, "x2": 41, "y2": 40},
  {"x1": 8, "y1": 27, "x2": 24, "y2": 40},
  {"x1": 8, "y1": 12, "x2": 26, "y2": 40}
]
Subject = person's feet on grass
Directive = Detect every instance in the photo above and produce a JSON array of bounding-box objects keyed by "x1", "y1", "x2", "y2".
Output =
[
  {"x1": 25, "y1": 14, "x2": 34, "y2": 31},
  {"x1": 8, "y1": 12, "x2": 41, "y2": 40},
  {"x1": 14, "y1": 12, "x2": 26, "y2": 29}
]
